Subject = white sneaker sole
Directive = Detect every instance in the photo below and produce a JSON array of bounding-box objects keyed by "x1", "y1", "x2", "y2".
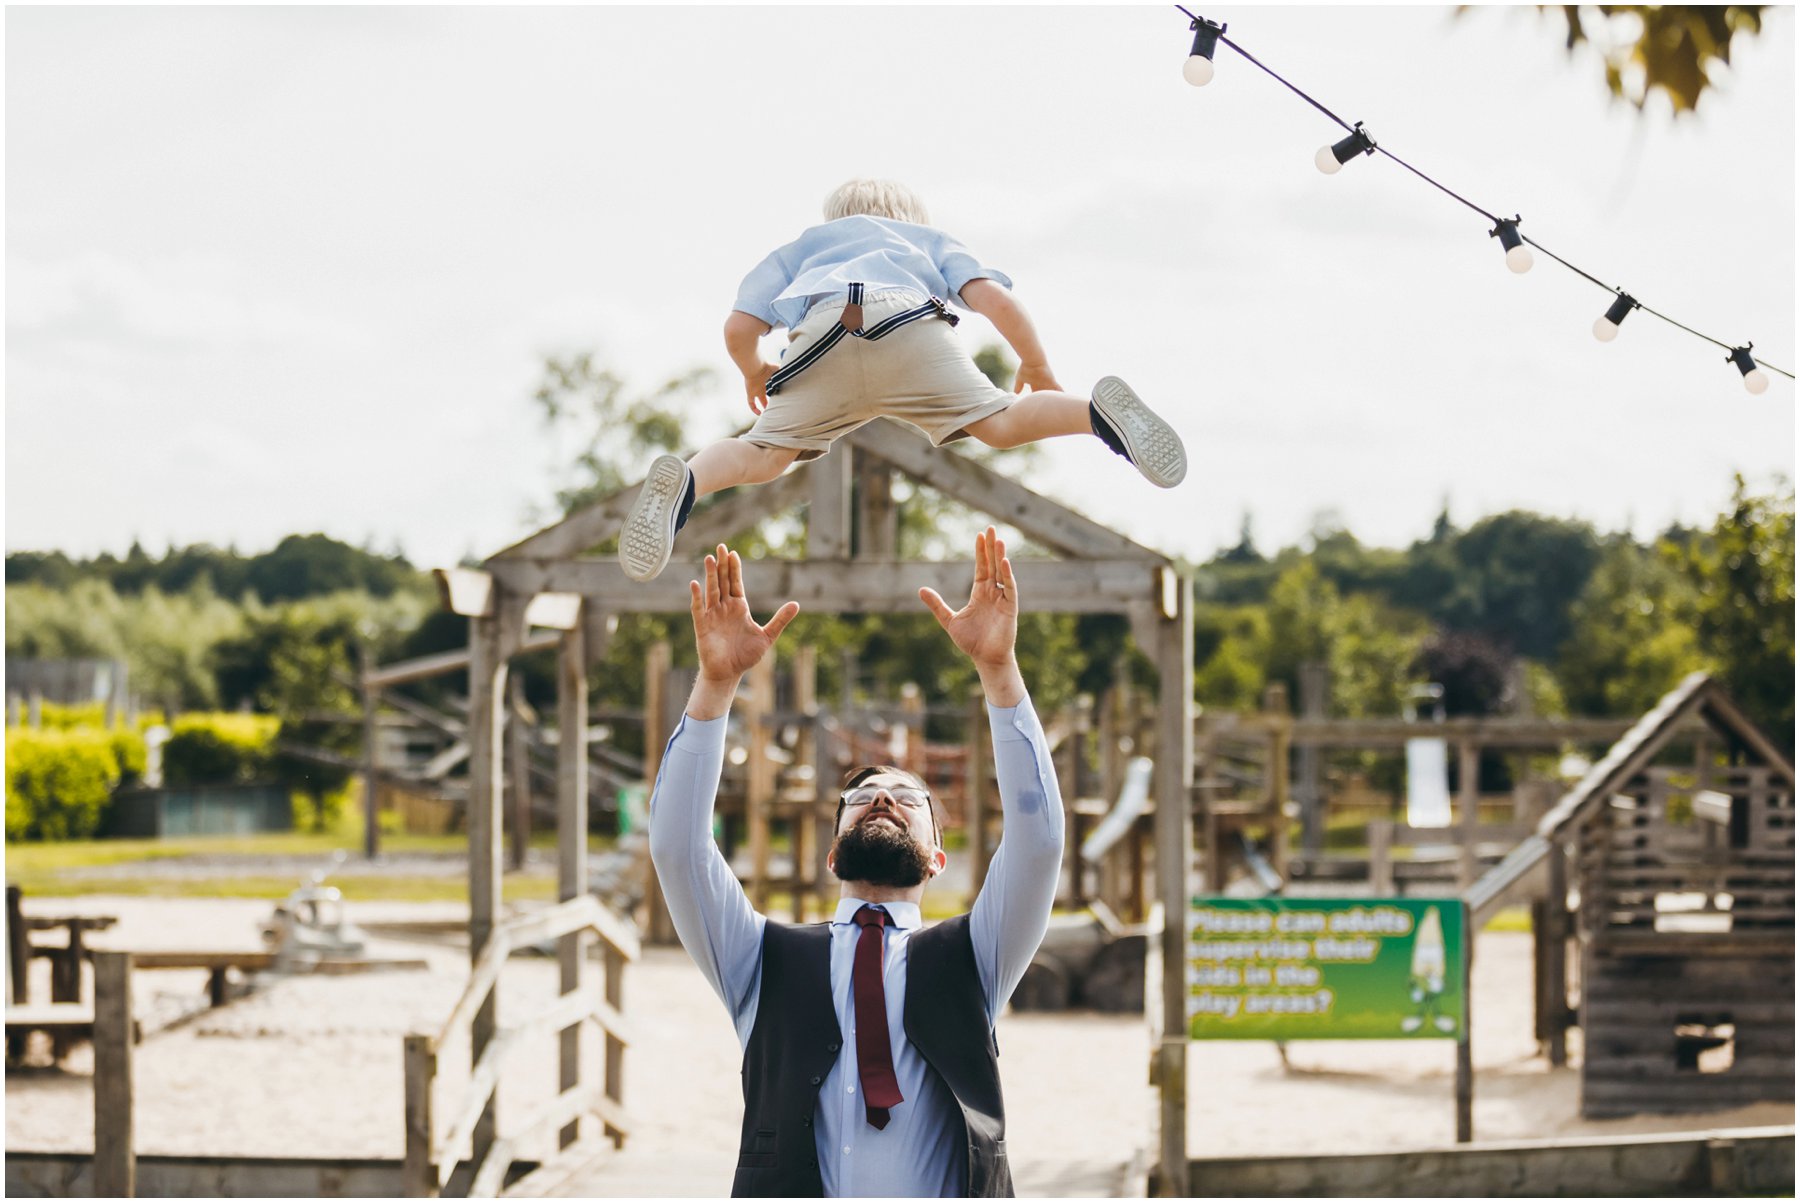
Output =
[
  {"x1": 619, "y1": 454, "x2": 690, "y2": 582},
  {"x1": 1092, "y1": 376, "x2": 1186, "y2": 489}
]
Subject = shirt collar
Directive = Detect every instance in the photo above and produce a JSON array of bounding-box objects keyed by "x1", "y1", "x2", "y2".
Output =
[{"x1": 832, "y1": 898, "x2": 922, "y2": 930}]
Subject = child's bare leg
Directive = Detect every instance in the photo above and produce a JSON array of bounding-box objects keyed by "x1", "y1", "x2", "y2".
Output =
[
  {"x1": 960, "y1": 393, "x2": 1092, "y2": 448},
  {"x1": 687, "y1": 438, "x2": 801, "y2": 496}
]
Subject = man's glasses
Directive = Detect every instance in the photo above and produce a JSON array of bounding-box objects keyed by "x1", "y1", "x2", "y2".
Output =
[{"x1": 839, "y1": 786, "x2": 931, "y2": 811}]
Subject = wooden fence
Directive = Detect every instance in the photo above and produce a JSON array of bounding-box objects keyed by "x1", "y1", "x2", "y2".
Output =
[{"x1": 403, "y1": 895, "x2": 638, "y2": 1198}]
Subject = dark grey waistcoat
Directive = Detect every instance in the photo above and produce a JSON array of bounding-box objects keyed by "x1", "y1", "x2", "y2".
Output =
[{"x1": 730, "y1": 914, "x2": 1013, "y2": 1198}]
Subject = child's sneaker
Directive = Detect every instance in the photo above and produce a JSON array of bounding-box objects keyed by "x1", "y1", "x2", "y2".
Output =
[
  {"x1": 1089, "y1": 376, "x2": 1186, "y2": 488},
  {"x1": 619, "y1": 454, "x2": 696, "y2": 582}
]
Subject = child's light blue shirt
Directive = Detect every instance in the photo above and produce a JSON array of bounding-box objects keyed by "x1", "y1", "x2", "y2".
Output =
[{"x1": 732, "y1": 215, "x2": 1013, "y2": 332}]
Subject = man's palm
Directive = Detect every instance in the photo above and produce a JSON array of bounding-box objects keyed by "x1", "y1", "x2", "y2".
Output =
[{"x1": 691, "y1": 546, "x2": 798, "y2": 682}]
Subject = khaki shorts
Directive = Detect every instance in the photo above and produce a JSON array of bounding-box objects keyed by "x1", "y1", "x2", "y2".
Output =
[{"x1": 743, "y1": 289, "x2": 1014, "y2": 460}]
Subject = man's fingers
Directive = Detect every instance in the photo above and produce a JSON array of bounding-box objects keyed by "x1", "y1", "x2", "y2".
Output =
[
  {"x1": 971, "y1": 528, "x2": 990, "y2": 588},
  {"x1": 689, "y1": 579, "x2": 703, "y2": 616},
  {"x1": 727, "y1": 549, "x2": 745, "y2": 599},
  {"x1": 990, "y1": 529, "x2": 1004, "y2": 582},
  {"x1": 761, "y1": 600, "x2": 800, "y2": 642},
  {"x1": 703, "y1": 554, "x2": 720, "y2": 608},
  {"x1": 918, "y1": 587, "x2": 955, "y2": 630}
]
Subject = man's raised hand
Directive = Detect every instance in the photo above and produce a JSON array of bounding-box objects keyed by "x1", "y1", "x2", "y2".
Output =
[
  {"x1": 918, "y1": 526, "x2": 1019, "y2": 673},
  {"x1": 690, "y1": 545, "x2": 799, "y2": 686}
]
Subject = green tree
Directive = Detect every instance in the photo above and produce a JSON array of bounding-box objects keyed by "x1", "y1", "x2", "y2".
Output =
[
  {"x1": 1557, "y1": 538, "x2": 1706, "y2": 716},
  {"x1": 1669, "y1": 477, "x2": 1795, "y2": 751},
  {"x1": 531, "y1": 353, "x2": 709, "y2": 521}
]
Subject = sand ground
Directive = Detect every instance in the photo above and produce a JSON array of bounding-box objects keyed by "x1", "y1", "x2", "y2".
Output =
[{"x1": 6, "y1": 896, "x2": 1789, "y2": 1197}]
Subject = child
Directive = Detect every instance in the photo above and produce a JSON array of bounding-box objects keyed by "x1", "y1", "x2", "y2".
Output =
[{"x1": 619, "y1": 178, "x2": 1187, "y2": 581}]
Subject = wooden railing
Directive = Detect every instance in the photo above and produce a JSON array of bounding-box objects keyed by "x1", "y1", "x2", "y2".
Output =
[{"x1": 403, "y1": 896, "x2": 639, "y2": 1198}]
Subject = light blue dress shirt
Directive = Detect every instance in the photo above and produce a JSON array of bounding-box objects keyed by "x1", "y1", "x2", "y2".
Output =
[
  {"x1": 647, "y1": 696, "x2": 1064, "y2": 1198},
  {"x1": 732, "y1": 215, "x2": 1015, "y2": 332}
]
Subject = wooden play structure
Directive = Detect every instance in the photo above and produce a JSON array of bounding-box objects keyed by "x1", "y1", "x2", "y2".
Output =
[
  {"x1": 1469, "y1": 673, "x2": 1795, "y2": 1119},
  {"x1": 438, "y1": 419, "x2": 1198, "y2": 1193},
  {"x1": 1194, "y1": 687, "x2": 1692, "y2": 895}
]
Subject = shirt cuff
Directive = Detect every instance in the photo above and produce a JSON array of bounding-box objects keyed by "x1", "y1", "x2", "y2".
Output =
[
  {"x1": 986, "y1": 694, "x2": 1042, "y2": 745},
  {"x1": 669, "y1": 711, "x2": 729, "y2": 756}
]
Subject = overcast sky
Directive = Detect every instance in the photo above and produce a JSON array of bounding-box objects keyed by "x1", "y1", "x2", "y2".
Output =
[{"x1": 7, "y1": 5, "x2": 1794, "y2": 569}]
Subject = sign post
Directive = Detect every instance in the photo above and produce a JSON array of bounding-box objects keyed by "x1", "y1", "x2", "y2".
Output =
[{"x1": 1187, "y1": 896, "x2": 1473, "y2": 1142}]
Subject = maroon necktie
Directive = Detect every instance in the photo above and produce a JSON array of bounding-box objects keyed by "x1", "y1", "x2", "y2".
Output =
[{"x1": 851, "y1": 905, "x2": 904, "y2": 1129}]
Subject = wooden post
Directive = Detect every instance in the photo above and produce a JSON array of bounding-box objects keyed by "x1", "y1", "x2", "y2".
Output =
[
  {"x1": 556, "y1": 617, "x2": 589, "y2": 1150},
  {"x1": 1149, "y1": 579, "x2": 1195, "y2": 1198},
  {"x1": 602, "y1": 943, "x2": 626, "y2": 1149},
  {"x1": 508, "y1": 678, "x2": 531, "y2": 874},
  {"x1": 641, "y1": 641, "x2": 678, "y2": 945},
  {"x1": 1455, "y1": 902, "x2": 1474, "y2": 1143},
  {"x1": 1296, "y1": 662, "x2": 1327, "y2": 858},
  {"x1": 1263, "y1": 684, "x2": 1292, "y2": 884},
  {"x1": 966, "y1": 687, "x2": 992, "y2": 909},
  {"x1": 854, "y1": 452, "x2": 898, "y2": 558},
  {"x1": 745, "y1": 655, "x2": 776, "y2": 911},
  {"x1": 1368, "y1": 818, "x2": 1394, "y2": 895},
  {"x1": 360, "y1": 641, "x2": 382, "y2": 860},
  {"x1": 1457, "y1": 741, "x2": 1480, "y2": 890},
  {"x1": 899, "y1": 683, "x2": 924, "y2": 779},
  {"x1": 403, "y1": 1033, "x2": 438, "y2": 1197},
  {"x1": 6, "y1": 885, "x2": 27, "y2": 1005},
  {"x1": 93, "y1": 951, "x2": 134, "y2": 1198},
  {"x1": 465, "y1": 612, "x2": 508, "y2": 1172},
  {"x1": 793, "y1": 646, "x2": 818, "y2": 922},
  {"x1": 807, "y1": 445, "x2": 853, "y2": 560},
  {"x1": 1542, "y1": 840, "x2": 1569, "y2": 1068}
]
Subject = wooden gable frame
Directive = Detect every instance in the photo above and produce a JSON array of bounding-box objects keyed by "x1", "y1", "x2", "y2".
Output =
[
  {"x1": 1468, "y1": 672, "x2": 1796, "y2": 923},
  {"x1": 444, "y1": 420, "x2": 1198, "y2": 1187}
]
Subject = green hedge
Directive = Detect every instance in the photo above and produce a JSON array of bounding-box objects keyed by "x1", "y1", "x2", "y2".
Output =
[
  {"x1": 5, "y1": 728, "x2": 132, "y2": 840},
  {"x1": 162, "y1": 713, "x2": 280, "y2": 787}
]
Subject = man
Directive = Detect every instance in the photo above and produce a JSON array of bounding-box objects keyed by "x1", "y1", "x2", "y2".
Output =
[{"x1": 648, "y1": 528, "x2": 1064, "y2": 1197}]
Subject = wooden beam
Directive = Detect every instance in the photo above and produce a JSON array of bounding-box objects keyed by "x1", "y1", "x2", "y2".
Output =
[
  {"x1": 523, "y1": 592, "x2": 583, "y2": 631},
  {"x1": 556, "y1": 615, "x2": 590, "y2": 1145},
  {"x1": 1155, "y1": 573, "x2": 1194, "y2": 1197},
  {"x1": 93, "y1": 951, "x2": 134, "y2": 1199},
  {"x1": 844, "y1": 420, "x2": 1165, "y2": 562},
  {"x1": 486, "y1": 557, "x2": 1160, "y2": 615},
  {"x1": 808, "y1": 445, "x2": 853, "y2": 559},
  {"x1": 488, "y1": 485, "x2": 643, "y2": 563},
  {"x1": 678, "y1": 468, "x2": 811, "y2": 554},
  {"x1": 362, "y1": 633, "x2": 561, "y2": 690},
  {"x1": 465, "y1": 614, "x2": 507, "y2": 1172},
  {"x1": 855, "y1": 451, "x2": 898, "y2": 558},
  {"x1": 434, "y1": 567, "x2": 495, "y2": 618}
]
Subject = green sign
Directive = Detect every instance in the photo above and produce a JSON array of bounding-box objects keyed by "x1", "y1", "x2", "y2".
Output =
[{"x1": 1186, "y1": 897, "x2": 1466, "y2": 1041}]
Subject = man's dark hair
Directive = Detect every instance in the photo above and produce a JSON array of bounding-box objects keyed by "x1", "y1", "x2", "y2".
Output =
[{"x1": 837, "y1": 764, "x2": 943, "y2": 848}]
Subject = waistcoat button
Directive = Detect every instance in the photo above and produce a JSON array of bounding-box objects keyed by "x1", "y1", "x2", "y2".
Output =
[
  {"x1": 809, "y1": 1075, "x2": 821, "y2": 1085},
  {"x1": 827, "y1": 1041, "x2": 840, "y2": 1052}
]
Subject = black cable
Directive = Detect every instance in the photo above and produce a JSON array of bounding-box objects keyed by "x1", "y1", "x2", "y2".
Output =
[{"x1": 1171, "y1": 6, "x2": 1794, "y2": 381}]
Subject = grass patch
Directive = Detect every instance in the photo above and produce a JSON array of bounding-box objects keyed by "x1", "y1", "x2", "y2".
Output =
[
  {"x1": 14, "y1": 872, "x2": 557, "y2": 904},
  {"x1": 1482, "y1": 905, "x2": 1533, "y2": 934}
]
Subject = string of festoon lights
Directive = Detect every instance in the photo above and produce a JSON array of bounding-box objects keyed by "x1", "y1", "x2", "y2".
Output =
[{"x1": 1177, "y1": 7, "x2": 1793, "y2": 394}]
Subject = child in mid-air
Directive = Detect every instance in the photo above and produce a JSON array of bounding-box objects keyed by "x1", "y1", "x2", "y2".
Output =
[{"x1": 619, "y1": 178, "x2": 1187, "y2": 581}]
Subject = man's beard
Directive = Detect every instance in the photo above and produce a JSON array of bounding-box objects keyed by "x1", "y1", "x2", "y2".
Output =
[{"x1": 830, "y1": 816, "x2": 933, "y2": 887}]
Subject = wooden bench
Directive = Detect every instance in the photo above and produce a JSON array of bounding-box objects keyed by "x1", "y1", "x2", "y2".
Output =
[{"x1": 129, "y1": 951, "x2": 276, "y2": 1007}]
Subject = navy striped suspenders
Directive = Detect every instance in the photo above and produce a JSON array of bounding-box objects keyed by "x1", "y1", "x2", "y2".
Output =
[{"x1": 765, "y1": 282, "x2": 960, "y2": 396}]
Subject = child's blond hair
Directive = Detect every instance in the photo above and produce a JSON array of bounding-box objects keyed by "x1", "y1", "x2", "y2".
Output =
[{"x1": 823, "y1": 178, "x2": 930, "y2": 225}]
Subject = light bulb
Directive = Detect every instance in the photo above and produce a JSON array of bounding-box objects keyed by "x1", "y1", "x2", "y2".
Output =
[
  {"x1": 1183, "y1": 54, "x2": 1215, "y2": 87},
  {"x1": 1594, "y1": 293, "x2": 1634, "y2": 342},
  {"x1": 1505, "y1": 244, "x2": 1534, "y2": 274},
  {"x1": 1729, "y1": 346, "x2": 1769, "y2": 394},
  {"x1": 1314, "y1": 145, "x2": 1342, "y2": 175}
]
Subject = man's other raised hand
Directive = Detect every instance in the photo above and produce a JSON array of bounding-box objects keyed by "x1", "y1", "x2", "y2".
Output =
[
  {"x1": 919, "y1": 527, "x2": 1026, "y2": 707},
  {"x1": 686, "y1": 546, "x2": 799, "y2": 720}
]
